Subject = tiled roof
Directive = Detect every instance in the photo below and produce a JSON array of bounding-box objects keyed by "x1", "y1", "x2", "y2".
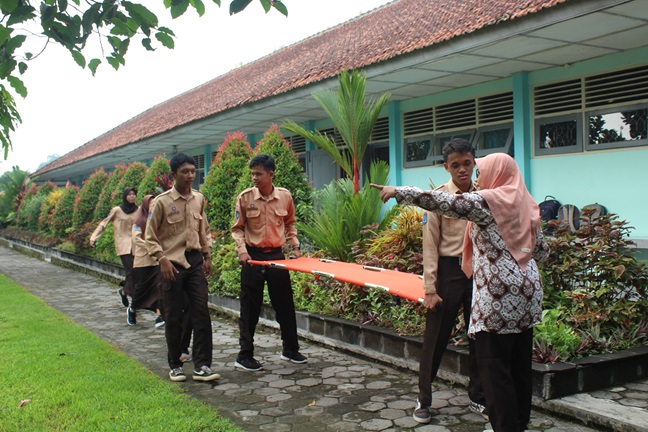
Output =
[{"x1": 35, "y1": 0, "x2": 567, "y2": 176}]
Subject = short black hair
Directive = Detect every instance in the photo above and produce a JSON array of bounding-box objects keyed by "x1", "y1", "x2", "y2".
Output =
[
  {"x1": 170, "y1": 153, "x2": 196, "y2": 173},
  {"x1": 249, "y1": 154, "x2": 275, "y2": 171},
  {"x1": 442, "y1": 138, "x2": 475, "y2": 162}
]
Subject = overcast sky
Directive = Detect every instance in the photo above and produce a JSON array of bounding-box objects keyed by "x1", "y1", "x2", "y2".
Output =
[{"x1": 0, "y1": 0, "x2": 393, "y2": 175}]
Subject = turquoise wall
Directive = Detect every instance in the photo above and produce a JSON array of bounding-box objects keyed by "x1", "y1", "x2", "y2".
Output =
[{"x1": 394, "y1": 48, "x2": 648, "y2": 239}]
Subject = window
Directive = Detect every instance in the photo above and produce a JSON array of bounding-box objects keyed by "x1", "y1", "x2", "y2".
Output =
[
  {"x1": 402, "y1": 92, "x2": 513, "y2": 167},
  {"x1": 474, "y1": 124, "x2": 513, "y2": 155},
  {"x1": 534, "y1": 65, "x2": 648, "y2": 155},
  {"x1": 586, "y1": 106, "x2": 648, "y2": 150},
  {"x1": 536, "y1": 115, "x2": 581, "y2": 155}
]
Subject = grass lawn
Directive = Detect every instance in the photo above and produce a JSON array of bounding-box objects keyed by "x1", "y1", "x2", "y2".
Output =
[{"x1": 0, "y1": 274, "x2": 241, "y2": 432}]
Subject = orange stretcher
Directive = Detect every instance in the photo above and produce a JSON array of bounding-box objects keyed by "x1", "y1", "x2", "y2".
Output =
[{"x1": 247, "y1": 256, "x2": 425, "y2": 303}]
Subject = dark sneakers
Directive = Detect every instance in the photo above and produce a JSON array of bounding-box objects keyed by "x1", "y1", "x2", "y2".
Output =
[
  {"x1": 280, "y1": 351, "x2": 308, "y2": 364},
  {"x1": 469, "y1": 401, "x2": 489, "y2": 419},
  {"x1": 154, "y1": 315, "x2": 165, "y2": 328},
  {"x1": 235, "y1": 357, "x2": 263, "y2": 371},
  {"x1": 169, "y1": 367, "x2": 186, "y2": 382},
  {"x1": 126, "y1": 307, "x2": 136, "y2": 326},
  {"x1": 118, "y1": 289, "x2": 129, "y2": 307},
  {"x1": 413, "y1": 399, "x2": 431, "y2": 424},
  {"x1": 193, "y1": 366, "x2": 221, "y2": 382}
]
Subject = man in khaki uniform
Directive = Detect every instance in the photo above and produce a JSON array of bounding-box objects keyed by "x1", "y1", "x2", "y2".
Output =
[
  {"x1": 232, "y1": 154, "x2": 305, "y2": 371},
  {"x1": 413, "y1": 139, "x2": 485, "y2": 424},
  {"x1": 145, "y1": 153, "x2": 219, "y2": 383}
]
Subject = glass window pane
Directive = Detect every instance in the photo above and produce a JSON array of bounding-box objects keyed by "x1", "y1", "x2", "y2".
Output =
[
  {"x1": 589, "y1": 109, "x2": 648, "y2": 145},
  {"x1": 405, "y1": 138, "x2": 430, "y2": 162},
  {"x1": 539, "y1": 120, "x2": 578, "y2": 148},
  {"x1": 479, "y1": 128, "x2": 510, "y2": 149}
]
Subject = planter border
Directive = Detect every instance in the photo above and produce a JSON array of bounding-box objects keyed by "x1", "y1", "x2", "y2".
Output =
[{"x1": 2, "y1": 234, "x2": 647, "y2": 400}]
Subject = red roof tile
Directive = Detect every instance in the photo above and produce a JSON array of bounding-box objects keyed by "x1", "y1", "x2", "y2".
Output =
[{"x1": 35, "y1": 0, "x2": 567, "y2": 176}]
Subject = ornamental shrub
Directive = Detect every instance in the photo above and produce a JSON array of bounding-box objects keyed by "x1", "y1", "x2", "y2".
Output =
[
  {"x1": 112, "y1": 161, "x2": 147, "y2": 207},
  {"x1": 137, "y1": 155, "x2": 170, "y2": 200},
  {"x1": 202, "y1": 132, "x2": 252, "y2": 232},
  {"x1": 39, "y1": 187, "x2": 63, "y2": 232},
  {"x1": 94, "y1": 165, "x2": 127, "y2": 221},
  {"x1": 233, "y1": 124, "x2": 313, "y2": 227},
  {"x1": 19, "y1": 195, "x2": 45, "y2": 231},
  {"x1": 73, "y1": 168, "x2": 109, "y2": 227},
  {"x1": 50, "y1": 182, "x2": 79, "y2": 237},
  {"x1": 537, "y1": 210, "x2": 648, "y2": 360}
]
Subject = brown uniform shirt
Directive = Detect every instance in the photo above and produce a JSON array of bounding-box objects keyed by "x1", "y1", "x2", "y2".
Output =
[
  {"x1": 90, "y1": 206, "x2": 136, "y2": 255},
  {"x1": 232, "y1": 186, "x2": 299, "y2": 256},
  {"x1": 145, "y1": 187, "x2": 212, "y2": 269},
  {"x1": 422, "y1": 180, "x2": 474, "y2": 294},
  {"x1": 132, "y1": 223, "x2": 158, "y2": 268}
]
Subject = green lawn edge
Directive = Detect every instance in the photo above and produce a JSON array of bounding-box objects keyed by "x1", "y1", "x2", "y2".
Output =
[{"x1": 0, "y1": 274, "x2": 241, "y2": 432}]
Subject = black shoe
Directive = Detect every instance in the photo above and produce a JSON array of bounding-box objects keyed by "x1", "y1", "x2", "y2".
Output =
[
  {"x1": 154, "y1": 315, "x2": 165, "y2": 328},
  {"x1": 193, "y1": 365, "x2": 220, "y2": 382},
  {"x1": 235, "y1": 357, "x2": 263, "y2": 371},
  {"x1": 169, "y1": 367, "x2": 186, "y2": 382},
  {"x1": 413, "y1": 399, "x2": 432, "y2": 424},
  {"x1": 280, "y1": 351, "x2": 308, "y2": 364},
  {"x1": 126, "y1": 307, "x2": 136, "y2": 326},
  {"x1": 469, "y1": 401, "x2": 489, "y2": 419},
  {"x1": 118, "y1": 289, "x2": 129, "y2": 307}
]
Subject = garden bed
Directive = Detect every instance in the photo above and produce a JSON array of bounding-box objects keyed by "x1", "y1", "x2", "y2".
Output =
[{"x1": 2, "y1": 234, "x2": 646, "y2": 400}]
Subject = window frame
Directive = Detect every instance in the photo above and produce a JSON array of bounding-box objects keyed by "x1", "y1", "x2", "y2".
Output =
[
  {"x1": 535, "y1": 114, "x2": 583, "y2": 156},
  {"x1": 584, "y1": 103, "x2": 648, "y2": 151}
]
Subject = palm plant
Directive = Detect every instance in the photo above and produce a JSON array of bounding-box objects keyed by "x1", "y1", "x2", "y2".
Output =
[
  {"x1": 0, "y1": 166, "x2": 32, "y2": 226},
  {"x1": 298, "y1": 160, "x2": 396, "y2": 261},
  {"x1": 282, "y1": 70, "x2": 390, "y2": 194}
]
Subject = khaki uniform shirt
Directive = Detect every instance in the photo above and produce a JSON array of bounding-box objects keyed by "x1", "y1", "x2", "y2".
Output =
[
  {"x1": 232, "y1": 186, "x2": 299, "y2": 256},
  {"x1": 90, "y1": 206, "x2": 136, "y2": 255},
  {"x1": 422, "y1": 181, "x2": 474, "y2": 294},
  {"x1": 145, "y1": 187, "x2": 212, "y2": 269},
  {"x1": 132, "y1": 223, "x2": 158, "y2": 268}
]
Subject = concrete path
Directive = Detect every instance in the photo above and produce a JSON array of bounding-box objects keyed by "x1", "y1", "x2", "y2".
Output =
[{"x1": 1, "y1": 245, "x2": 645, "y2": 432}]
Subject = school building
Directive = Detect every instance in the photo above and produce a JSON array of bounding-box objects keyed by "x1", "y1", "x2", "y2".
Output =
[{"x1": 33, "y1": 0, "x2": 648, "y2": 247}]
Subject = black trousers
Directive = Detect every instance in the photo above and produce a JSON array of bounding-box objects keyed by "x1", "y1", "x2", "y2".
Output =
[
  {"x1": 475, "y1": 329, "x2": 533, "y2": 432},
  {"x1": 418, "y1": 256, "x2": 484, "y2": 407},
  {"x1": 238, "y1": 247, "x2": 299, "y2": 360},
  {"x1": 160, "y1": 250, "x2": 212, "y2": 369},
  {"x1": 119, "y1": 254, "x2": 135, "y2": 297}
]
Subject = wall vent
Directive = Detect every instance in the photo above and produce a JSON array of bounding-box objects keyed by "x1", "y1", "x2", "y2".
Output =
[
  {"x1": 534, "y1": 79, "x2": 582, "y2": 115},
  {"x1": 585, "y1": 65, "x2": 648, "y2": 109},
  {"x1": 370, "y1": 117, "x2": 390, "y2": 142},
  {"x1": 403, "y1": 107, "x2": 434, "y2": 136},
  {"x1": 479, "y1": 92, "x2": 513, "y2": 124}
]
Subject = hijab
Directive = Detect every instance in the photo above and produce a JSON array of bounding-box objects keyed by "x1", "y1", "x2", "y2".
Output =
[
  {"x1": 461, "y1": 153, "x2": 541, "y2": 277},
  {"x1": 134, "y1": 195, "x2": 154, "y2": 232},
  {"x1": 120, "y1": 187, "x2": 138, "y2": 214}
]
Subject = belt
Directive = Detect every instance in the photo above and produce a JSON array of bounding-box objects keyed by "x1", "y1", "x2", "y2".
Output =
[
  {"x1": 247, "y1": 246, "x2": 282, "y2": 254},
  {"x1": 439, "y1": 256, "x2": 462, "y2": 265}
]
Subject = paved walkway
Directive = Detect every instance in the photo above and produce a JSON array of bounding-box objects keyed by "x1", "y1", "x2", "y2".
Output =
[{"x1": 1, "y1": 245, "x2": 646, "y2": 431}]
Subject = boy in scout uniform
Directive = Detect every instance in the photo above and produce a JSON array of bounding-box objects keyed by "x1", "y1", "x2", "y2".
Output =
[
  {"x1": 413, "y1": 139, "x2": 486, "y2": 423},
  {"x1": 232, "y1": 153, "x2": 305, "y2": 371},
  {"x1": 145, "y1": 153, "x2": 219, "y2": 383}
]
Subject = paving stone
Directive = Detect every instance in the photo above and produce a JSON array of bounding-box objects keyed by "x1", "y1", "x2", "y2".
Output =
[{"x1": 0, "y1": 246, "x2": 640, "y2": 432}]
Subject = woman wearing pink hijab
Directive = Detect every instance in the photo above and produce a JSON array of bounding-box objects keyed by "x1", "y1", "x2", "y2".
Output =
[{"x1": 372, "y1": 152, "x2": 549, "y2": 432}]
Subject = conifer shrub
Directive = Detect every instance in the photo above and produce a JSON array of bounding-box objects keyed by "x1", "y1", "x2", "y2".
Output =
[
  {"x1": 202, "y1": 132, "x2": 252, "y2": 232},
  {"x1": 73, "y1": 168, "x2": 109, "y2": 227},
  {"x1": 137, "y1": 155, "x2": 170, "y2": 200},
  {"x1": 39, "y1": 187, "x2": 63, "y2": 232},
  {"x1": 94, "y1": 165, "x2": 127, "y2": 221},
  {"x1": 92, "y1": 223, "x2": 119, "y2": 264},
  {"x1": 112, "y1": 161, "x2": 147, "y2": 207},
  {"x1": 50, "y1": 183, "x2": 79, "y2": 237},
  {"x1": 233, "y1": 125, "x2": 313, "y2": 226}
]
